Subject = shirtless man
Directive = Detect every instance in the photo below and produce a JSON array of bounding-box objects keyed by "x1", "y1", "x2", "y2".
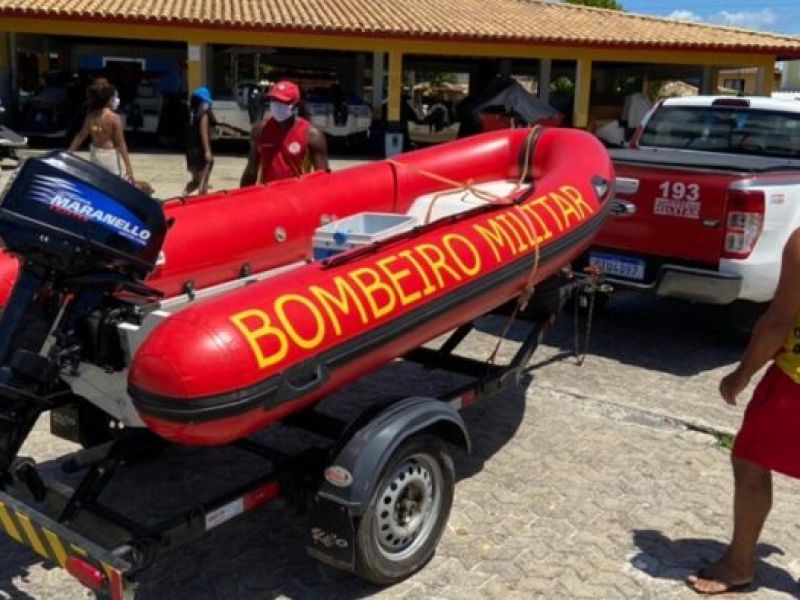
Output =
[{"x1": 687, "y1": 227, "x2": 800, "y2": 594}]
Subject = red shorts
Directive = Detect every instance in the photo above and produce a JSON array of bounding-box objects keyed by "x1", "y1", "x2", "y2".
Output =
[{"x1": 733, "y1": 365, "x2": 800, "y2": 479}]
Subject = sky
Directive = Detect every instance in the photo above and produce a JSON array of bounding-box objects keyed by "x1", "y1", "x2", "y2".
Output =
[{"x1": 620, "y1": 0, "x2": 800, "y2": 36}]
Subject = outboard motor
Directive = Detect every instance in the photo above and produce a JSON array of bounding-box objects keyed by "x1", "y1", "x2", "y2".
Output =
[{"x1": 0, "y1": 152, "x2": 167, "y2": 478}]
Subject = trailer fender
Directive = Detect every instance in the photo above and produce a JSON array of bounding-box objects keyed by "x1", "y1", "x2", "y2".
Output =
[
  {"x1": 306, "y1": 397, "x2": 469, "y2": 572},
  {"x1": 322, "y1": 396, "x2": 469, "y2": 513}
]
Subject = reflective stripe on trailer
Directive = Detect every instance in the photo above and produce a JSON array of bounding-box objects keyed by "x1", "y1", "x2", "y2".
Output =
[
  {"x1": 205, "y1": 480, "x2": 280, "y2": 531},
  {"x1": 0, "y1": 496, "x2": 132, "y2": 600}
]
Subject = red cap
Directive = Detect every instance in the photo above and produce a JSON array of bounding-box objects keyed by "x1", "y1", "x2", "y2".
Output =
[{"x1": 267, "y1": 80, "x2": 301, "y2": 104}]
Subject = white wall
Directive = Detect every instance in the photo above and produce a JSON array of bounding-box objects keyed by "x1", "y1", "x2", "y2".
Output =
[{"x1": 780, "y1": 60, "x2": 800, "y2": 91}]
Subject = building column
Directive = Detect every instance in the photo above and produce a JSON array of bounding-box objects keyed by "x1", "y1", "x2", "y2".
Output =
[
  {"x1": 700, "y1": 65, "x2": 719, "y2": 94},
  {"x1": 755, "y1": 63, "x2": 773, "y2": 96},
  {"x1": 187, "y1": 42, "x2": 207, "y2": 94},
  {"x1": 573, "y1": 58, "x2": 591, "y2": 129},
  {"x1": 538, "y1": 58, "x2": 552, "y2": 104},
  {"x1": 385, "y1": 49, "x2": 404, "y2": 157},
  {"x1": 0, "y1": 34, "x2": 10, "y2": 108},
  {"x1": 372, "y1": 51, "x2": 385, "y2": 120},
  {"x1": 204, "y1": 44, "x2": 214, "y2": 87},
  {"x1": 8, "y1": 32, "x2": 17, "y2": 111},
  {"x1": 782, "y1": 60, "x2": 800, "y2": 90},
  {"x1": 354, "y1": 53, "x2": 366, "y2": 98}
]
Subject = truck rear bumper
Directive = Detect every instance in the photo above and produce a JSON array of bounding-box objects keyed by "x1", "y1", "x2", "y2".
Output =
[{"x1": 607, "y1": 264, "x2": 742, "y2": 305}]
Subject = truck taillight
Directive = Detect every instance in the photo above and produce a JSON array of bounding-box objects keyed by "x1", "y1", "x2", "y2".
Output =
[{"x1": 723, "y1": 189, "x2": 764, "y2": 259}]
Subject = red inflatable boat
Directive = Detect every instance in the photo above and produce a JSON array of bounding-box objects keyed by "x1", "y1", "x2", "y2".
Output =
[
  {"x1": 120, "y1": 127, "x2": 613, "y2": 445},
  {"x1": 0, "y1": 129, "x2": 613, "y2": 445}
]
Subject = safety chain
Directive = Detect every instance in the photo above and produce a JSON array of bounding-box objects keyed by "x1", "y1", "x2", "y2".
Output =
[{"x1": 572, "y1": 266, "x2": 610, "y2": 366}]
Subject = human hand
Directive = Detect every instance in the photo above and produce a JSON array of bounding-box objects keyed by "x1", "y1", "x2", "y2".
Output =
[{"x1": 719, "y1": 368, "x2": 750, "y2": 406}]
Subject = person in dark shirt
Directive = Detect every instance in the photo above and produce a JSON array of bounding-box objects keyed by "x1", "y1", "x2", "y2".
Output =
[{"x1": 183, "y1": 86, "x2": 216, "y2": 197}]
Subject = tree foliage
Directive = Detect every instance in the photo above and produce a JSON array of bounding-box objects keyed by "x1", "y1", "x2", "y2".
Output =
[{"x1": 565, "y1": 0, "x2": 624, "y2": 10}]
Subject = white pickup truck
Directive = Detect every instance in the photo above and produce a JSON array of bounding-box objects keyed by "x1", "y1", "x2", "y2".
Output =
[{"x1": 578, "y1": 96, "x2": 800, "y2": 315}]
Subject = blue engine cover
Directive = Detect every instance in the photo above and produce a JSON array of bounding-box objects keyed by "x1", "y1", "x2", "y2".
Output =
[{"x1": 0, "y1": 152, "x2": 166, "y2": 279}]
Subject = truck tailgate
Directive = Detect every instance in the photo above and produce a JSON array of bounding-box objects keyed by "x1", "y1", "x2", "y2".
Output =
[{"x1": 594, "y1": 157, "x2": 741, "y2": 270}]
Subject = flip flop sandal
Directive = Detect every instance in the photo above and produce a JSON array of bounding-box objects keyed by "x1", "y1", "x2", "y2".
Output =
[{"x1": 687, "y1": 568, "x2": 754, "y2": 595}]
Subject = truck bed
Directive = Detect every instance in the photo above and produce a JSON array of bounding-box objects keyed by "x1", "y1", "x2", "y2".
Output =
[{"x1": 610, "y1": 147, "x2": 800, "y2": 173}]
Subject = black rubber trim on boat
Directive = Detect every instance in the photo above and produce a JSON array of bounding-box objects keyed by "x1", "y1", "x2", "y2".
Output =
[{"x1": 130, "y1": 201, "x2": 611, "y2": 424}]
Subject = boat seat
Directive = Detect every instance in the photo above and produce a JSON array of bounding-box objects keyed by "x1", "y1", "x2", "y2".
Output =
[{"x1": 407, "y1": 180, "x2": 530, "y2": 224}]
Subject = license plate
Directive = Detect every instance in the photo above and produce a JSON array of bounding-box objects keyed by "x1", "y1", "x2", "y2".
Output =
[{"x1": 589, "y1": 252, "x2": 645, "y2": 280}]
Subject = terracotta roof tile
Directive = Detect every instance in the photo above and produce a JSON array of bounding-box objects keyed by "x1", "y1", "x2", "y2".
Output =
[{"x1": 2, "y1": 0, "x2": 799, "y2": 55}]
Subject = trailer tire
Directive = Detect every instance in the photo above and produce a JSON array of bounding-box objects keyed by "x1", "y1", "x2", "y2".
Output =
[{"x1": 354, "y1": 434, "x2": 454, "y2": 584}]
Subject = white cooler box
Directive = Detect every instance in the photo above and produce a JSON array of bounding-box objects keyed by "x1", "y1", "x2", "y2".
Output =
[{"x1": 313, "y1": 212, "x2": 418, "y2": 260}]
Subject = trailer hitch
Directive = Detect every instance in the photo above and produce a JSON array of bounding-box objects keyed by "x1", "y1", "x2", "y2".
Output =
[{"x1": 571, "y1": 265, "x2": 612, "y2": 366}]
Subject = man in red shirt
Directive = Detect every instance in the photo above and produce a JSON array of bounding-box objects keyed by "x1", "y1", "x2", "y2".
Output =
[{"x1": 240, "y1": 80, "x2": 328, "y2": 186}]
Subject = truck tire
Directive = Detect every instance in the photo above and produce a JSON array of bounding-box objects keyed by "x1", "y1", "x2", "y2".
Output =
[{"x1": 354, "y1": 434, "x2": 455, "y2": 584}]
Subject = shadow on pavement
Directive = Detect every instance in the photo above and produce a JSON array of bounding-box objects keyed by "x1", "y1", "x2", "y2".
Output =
[
  {"x1": 477, "y1": 292, "x2": 747, "y2": 376},
  {"x1": 0, "y1": 360, "x2": 527, "y2": 599},
  {"x1": 0, "y1": 557, "x2": 40, "y2": 600},
  {"x1": 630, "y1": 529, "x2": 797, "y2": 597}
]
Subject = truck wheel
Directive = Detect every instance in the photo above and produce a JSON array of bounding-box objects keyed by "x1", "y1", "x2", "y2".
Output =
[{"x1": 354, "y1": 434, "x2": 454, "y2": 585}]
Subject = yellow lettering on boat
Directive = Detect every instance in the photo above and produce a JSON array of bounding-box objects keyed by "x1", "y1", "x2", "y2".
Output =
[
  {"x1": 532, "y1": 196, "x2": 564, "y2": 231},
  {"x1": 415, "y1": 243, "x2": 463, "y2": 288},
  {"x1": 505, "y1": 210, "x2": 537, "y2": 247},
  {"x1": 349, "y1": 267, "x2": 397, "y2": 319},
  {"x1": 310, "y1": 277, "x2": 368, "y2": 336},
  {"x1": 474, "y1": 218, "x2": 517, "y2": 262},
  {"x1": 377, "y1": 255, "x2": 422, "y2": 306},
  {"x1": 560, "y1": 185, "x2": 595, "y2": 219},
  {"x1": 496, "y1": 214, "x2": 528, "y2": 252},
  {"x1": 518, "y1": 204, "x2": 553, "y2": 243},
  {"x1": 274, "y1": 294, "x2": 326, "y2": 350},
  {"x1": 399, "y1": 249, "x2": 436, "y2": 296},
  {"x1": 549, "y1": 190, "x2": 583, "y2": 227},
  {"x1": 230, "y1": 309, "x2": 289, "y2": 369},
  {"x1": 442, "y1": 233, "x2": 481, "y2": 277}
]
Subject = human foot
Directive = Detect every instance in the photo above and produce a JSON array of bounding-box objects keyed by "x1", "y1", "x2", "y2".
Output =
[{"x1": 686, "y1": 562, "x2": 754, "y2": 595}]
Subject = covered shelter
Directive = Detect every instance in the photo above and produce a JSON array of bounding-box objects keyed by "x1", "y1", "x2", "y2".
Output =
[{"x1": 2, "y1": 0, "x2": 800, "y2": 152}]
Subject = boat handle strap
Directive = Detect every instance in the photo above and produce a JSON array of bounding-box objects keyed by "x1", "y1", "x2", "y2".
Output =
[{"x1": 279, "y1": 362, "x2": 330, "y2": 398}]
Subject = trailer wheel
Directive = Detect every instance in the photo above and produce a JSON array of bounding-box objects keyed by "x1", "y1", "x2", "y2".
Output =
[{"x1": 354, "y1": 434, "x2": 454, "y2": 584}]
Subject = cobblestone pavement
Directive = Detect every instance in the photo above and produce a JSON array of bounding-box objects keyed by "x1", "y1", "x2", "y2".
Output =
[{"x1": 1, "y1": 152, "x2": 798, "y2": 599}]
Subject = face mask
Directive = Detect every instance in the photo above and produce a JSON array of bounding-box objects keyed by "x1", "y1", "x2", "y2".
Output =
[
  {"x1": 110, "y1": 96, "x2": 120, "y2": 111},
  {"x1": 270, "y1": 102, "x2": 294, "y2": 122}
]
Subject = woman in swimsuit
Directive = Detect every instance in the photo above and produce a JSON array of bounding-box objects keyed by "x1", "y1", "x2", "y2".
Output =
[{"x1": 69, "y1": 82, "x2": 135, "y2": 181}]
